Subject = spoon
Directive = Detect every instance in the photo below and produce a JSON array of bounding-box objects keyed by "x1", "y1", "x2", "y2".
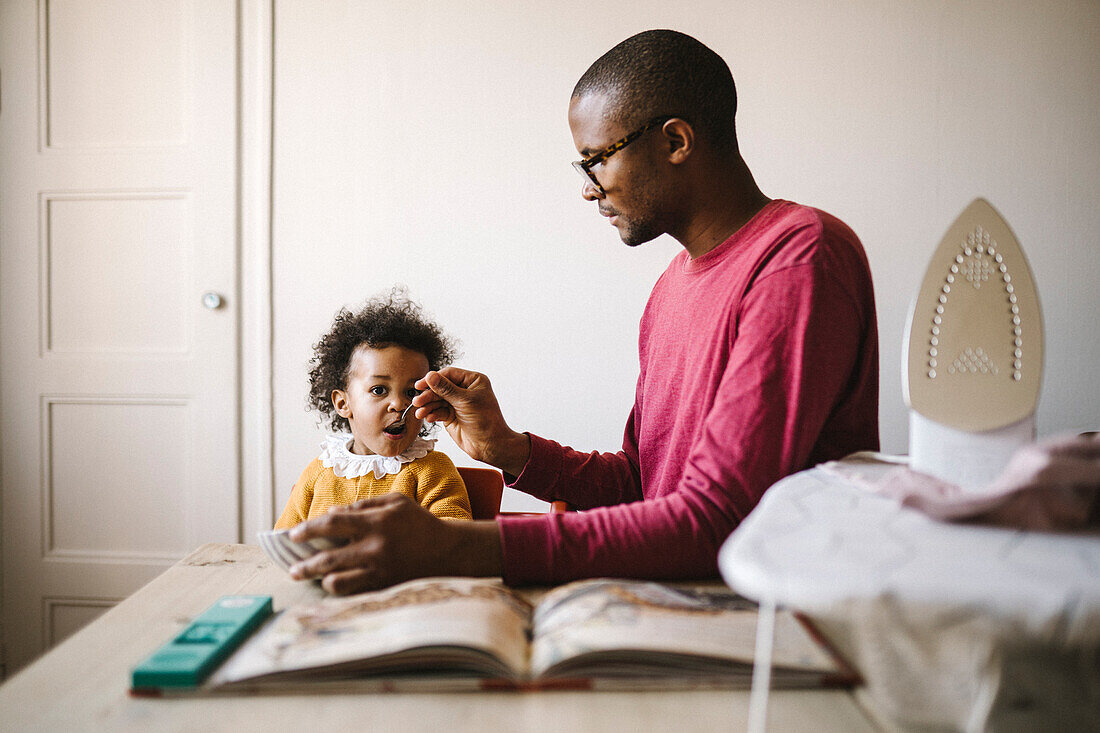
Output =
[{"x1": 390, "y1": 401, "x2": 417, "y2": 430}]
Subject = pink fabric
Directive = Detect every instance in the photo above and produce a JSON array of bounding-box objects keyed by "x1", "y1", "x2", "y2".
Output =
[
  {"x1": 498, "y1": 200, "x2": 880, "y2": 584},
  {"x1": 853, "y1": 433, "x2": 1100, "y2": 531}
]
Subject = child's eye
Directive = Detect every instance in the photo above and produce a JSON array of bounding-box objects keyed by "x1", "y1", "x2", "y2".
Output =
[
  {"x1": 369, "y1": 386, "x2": 387, "y2": 396},
  {"x1": 405, "y1": 388, "x2": 421, "y2": 399}
]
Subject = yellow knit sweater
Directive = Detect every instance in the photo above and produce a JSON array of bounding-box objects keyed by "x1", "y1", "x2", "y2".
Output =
[{"x1": 274, "y1": 450, "x2": 472, "y2": 529}]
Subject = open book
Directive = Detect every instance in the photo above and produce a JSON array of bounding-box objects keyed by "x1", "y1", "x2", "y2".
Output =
[{"x1": 157, "y1": 577, "x2": 857, "y2": 694}]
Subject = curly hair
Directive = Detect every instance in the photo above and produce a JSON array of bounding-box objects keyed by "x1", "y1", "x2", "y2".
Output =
[{"x1": 308, "y1": 287, "x2": 459, "y2": 433}]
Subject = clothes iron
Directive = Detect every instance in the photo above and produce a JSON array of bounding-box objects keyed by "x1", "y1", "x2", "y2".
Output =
[{"x1": 902, "y1": 198, "x2": 1043, "y2": 490}]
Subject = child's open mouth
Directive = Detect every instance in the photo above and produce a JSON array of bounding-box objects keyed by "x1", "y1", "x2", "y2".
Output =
[{"x1": 382, "y1": 423, "x2": 406, "y2": 437}]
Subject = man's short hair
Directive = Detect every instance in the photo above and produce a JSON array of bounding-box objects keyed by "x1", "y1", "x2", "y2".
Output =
[{"x1": 572, "y1": 30, "x2": 738, "y2": 152}]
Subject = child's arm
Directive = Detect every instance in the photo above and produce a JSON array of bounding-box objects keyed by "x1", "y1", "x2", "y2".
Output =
[
  {"x1": 415, "y1": 453, "x2": 473, "y2": 520},
  {"x1": 274, "y1": 459, "x2": 324, "y2": 529}
]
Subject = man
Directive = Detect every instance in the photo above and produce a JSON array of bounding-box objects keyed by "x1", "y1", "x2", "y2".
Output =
[{"x1": 289, "y1": 29, "x2": 879, "y2": 594}]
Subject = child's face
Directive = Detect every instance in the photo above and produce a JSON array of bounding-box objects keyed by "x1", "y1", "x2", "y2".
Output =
[{"x1": 332, "y1": 344, "x2": 430, "y2": 457}]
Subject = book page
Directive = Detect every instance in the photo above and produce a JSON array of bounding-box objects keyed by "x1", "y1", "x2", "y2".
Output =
[
  {"x1": 528, "y1": 579, "x2": 841, "y2": 679},
  {"x1": 209, "y1": 578, "x2": 531, "y2": 686}
]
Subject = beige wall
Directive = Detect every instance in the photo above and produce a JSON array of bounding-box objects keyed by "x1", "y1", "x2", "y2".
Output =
[{"x1": 272, "y1": 0, "x2": 1100, "y2": 512}]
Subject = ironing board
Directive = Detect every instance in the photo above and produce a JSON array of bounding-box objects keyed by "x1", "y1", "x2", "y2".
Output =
[{"x1": 719, "y1": 455, "x2": 1100, "y2": 731}]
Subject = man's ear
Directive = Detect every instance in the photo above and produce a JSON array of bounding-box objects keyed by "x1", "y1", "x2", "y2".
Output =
[
  {"x1": 332, "y1": 389, "x2": 351, "y2": 418},
  {"x1": 662, "y1": 118, "x2": 694, "y2": 164}
]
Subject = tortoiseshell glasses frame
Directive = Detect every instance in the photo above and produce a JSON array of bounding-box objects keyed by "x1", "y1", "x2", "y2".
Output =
[{"x1": 570, "y1": 115, "x2": 675, "y2": 194}]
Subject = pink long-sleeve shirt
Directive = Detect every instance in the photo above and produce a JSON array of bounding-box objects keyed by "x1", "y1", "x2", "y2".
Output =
[{"x1": 498, "y1": 200, "x2": 879, "y2": 584}]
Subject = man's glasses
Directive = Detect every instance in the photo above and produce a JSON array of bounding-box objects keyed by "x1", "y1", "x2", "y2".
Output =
[{"x1": 571, "y1": 116, "x2": 674, "y2": 194}]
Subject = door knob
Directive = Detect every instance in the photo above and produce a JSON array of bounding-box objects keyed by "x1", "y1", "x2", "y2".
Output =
[{"x1": 201, "y1": 291, "x2": 224, "y2": 310}]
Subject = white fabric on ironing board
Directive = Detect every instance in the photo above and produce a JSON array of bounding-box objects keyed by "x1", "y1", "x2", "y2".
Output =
[
  {"x1": 718, "y1": 456, "x2": 1100, "y2": 731},
  {"x1": 834, "y1": 432, "x2": 1100, "y2": 531}
]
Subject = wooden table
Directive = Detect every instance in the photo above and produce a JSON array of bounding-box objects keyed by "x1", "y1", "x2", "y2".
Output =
[{"x1": 0, "y1": 544, "x2": 878, "y2": 732}]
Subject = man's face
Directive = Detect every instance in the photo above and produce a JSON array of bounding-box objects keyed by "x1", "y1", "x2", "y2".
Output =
[{"x1": 568, "y1": 93, "x2": 669, "y2": 247}]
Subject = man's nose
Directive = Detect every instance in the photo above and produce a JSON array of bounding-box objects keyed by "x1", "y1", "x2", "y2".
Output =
[{"x1": 581, "y1": 179, "x2": 604, "y2": 201}]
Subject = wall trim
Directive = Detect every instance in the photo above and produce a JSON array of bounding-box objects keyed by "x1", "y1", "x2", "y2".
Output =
[{"x1": 238, "y1": 0, "x2": 275, "y2": 541}]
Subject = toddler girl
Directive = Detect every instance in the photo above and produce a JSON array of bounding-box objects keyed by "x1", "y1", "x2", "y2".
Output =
[{"x1": 275, "y1": 289, "x2": 472, "y2": 528}]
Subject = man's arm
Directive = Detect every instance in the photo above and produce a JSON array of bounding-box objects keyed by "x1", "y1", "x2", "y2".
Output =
[
  {"x1": 287, "y1": 493, "x2": 502, "y2": 594},
  {"x1": 498, "y1": 263, "x2": 873, "y2": 584}
]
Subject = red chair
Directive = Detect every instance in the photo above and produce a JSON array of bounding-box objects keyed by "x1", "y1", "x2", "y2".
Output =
[{"x1": 456, "y1": 466, "x2": 568, "y2": 519}]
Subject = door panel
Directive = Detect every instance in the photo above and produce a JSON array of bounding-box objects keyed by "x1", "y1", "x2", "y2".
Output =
[
  {"x1": 43, "y1": 0, "x2": 189, "y2": 149},
  {"x1": 0, "y1": 0, "x2": 240, "y2": 675},
  {"x1": 46, "y1": 398, "x2": 192, "y2": 557},
  {"x1": 44, "y1": 599, "x2": 113, "y2": 648},
  {"x1": 43, "y1": 193, "x2": 192, "y2": 354}
]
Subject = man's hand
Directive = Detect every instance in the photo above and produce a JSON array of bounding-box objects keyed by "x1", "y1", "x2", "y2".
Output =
[
  {"x1": 287, "y1": 493, "x2": 503, "y2": 595},
  {"x1": 413, "y1": 367, "x2": 531, "y2": 476}
]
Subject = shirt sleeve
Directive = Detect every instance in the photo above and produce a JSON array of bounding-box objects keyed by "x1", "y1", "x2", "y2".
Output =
[
  {"x1": 497, "y1": 263, "x2": 868, "y2": 584},
  {"x1": 274, "y1": 459, "x2": 323, "y2": 529},
  {"x1": 505, "y1": 426, "x2": 643, "y2": 509}
]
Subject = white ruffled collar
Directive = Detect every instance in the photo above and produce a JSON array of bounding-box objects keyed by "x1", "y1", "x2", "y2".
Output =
[{"x1": 318, "y1": 434, "x2": 436, "y2": 479}]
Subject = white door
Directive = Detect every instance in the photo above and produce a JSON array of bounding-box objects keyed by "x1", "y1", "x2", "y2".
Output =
[{"x1": 0, "y1": 0, "x2": 240, "y2": 674}]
